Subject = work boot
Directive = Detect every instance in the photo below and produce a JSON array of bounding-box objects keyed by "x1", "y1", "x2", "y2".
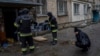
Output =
[
  {"x1": 29, "y1": 49, "x2": 35, "y2": 53},
  {"x1": 82, "y1": 47, "x2": 88, "y2": 52},
  {"x1": 22, "y1": 51, "x2": 28, "y2": 55},
  {"x1": 51, "y1": 40, "x2": 57, "y2": 45}
]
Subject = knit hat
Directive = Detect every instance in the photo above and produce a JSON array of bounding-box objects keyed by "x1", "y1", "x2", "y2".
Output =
[
  {"x1": 47, "y1": 12, "x2": 53, "y2": 17},
  {"x1": 74, "y1": 27, "x2": 80, "y2": 32},
  {"x1": 19, "y1": 8, "x2": 29, "y2": 15}
]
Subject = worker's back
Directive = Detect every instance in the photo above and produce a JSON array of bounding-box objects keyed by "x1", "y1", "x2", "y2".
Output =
[{"x1": 19, "y1": 14, "x2": 32, "y2": 33}]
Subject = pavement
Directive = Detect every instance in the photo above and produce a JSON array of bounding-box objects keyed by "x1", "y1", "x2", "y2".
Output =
[{"x1": 0, "y1": 23, "x2": 100, "y2": 56}]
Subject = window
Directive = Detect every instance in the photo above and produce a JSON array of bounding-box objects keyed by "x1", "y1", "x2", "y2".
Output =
[
  {"x1": 84, "y1": 4, "x2": 88, "y2": 15},
  {"x1": 57, "y1": 0, "x2": 67, "y2": 16},
  {"x1": 74, "y1": 3, "x2": 80, "y2": 15},
  {"x1": 36, "y1": 0, "x2": 47, "y2": 16}
]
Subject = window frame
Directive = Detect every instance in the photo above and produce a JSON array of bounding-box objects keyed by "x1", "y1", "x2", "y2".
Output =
[
  {"x1": 36, "y1": 0, "x2": 47, "y2": 16},
  {"x1": 84, "y1": 4, "x2": 88, "y2": 15},
  {"x1": 57, "y1": 0, "x2": 67, "y2": 16},
  {"x1": 74, "y1": 3, "x2": 80, "y2": 15}
]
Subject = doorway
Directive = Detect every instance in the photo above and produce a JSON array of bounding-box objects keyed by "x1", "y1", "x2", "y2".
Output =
[{"x1": 2, "y1": 8, "x2": 17, "y2": 41}]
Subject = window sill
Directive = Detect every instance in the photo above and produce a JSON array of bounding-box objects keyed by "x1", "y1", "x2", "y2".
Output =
[
  {"x1": 37, "y1": 14, "x2": 47, "y2": 17},
  {"x1": 74, "y1": 14, "x2": 80, "y2": 15},
  {"x1": 57, "y1": 14, "x2": 68, "y2": 17},
  {"x1": 84, "y1": 14, "x2": 88, "y2": 15}
]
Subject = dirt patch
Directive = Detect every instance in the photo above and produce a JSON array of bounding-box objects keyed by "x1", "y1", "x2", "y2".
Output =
[{"x1": 60, "y1": 40, "x2": 75, "y2": 46}]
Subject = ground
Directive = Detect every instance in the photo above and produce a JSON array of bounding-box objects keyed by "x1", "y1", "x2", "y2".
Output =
[{"x1": 0, "y1": 23, "x2": 100, "y2": 56}]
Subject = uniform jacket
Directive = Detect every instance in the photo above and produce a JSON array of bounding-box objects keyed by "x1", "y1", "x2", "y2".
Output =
[
  {"x1": 75, "y1": 29, "x2": 91, "y2": 47},
  {"x1": 14, "y1": 14, "x2": 34, "y2": 34},
  {"x1": 47, "y1": 12, "x2": 58, "y2": 30}
]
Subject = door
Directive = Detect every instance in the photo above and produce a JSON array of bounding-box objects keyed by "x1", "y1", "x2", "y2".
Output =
[
  {"x1": 93, "y1": 10, "x2": 99, "y2": 22},
  {"x1": 2, "y1": 8, "x2": 17, "y2": 41}
]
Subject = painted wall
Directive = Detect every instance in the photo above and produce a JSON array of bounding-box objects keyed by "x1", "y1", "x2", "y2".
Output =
[
  {"x1": 72, "y1": 1, "x2": 92, "y2": 22},
  {"x1": 36, "y1": 0, "x2": 92, "y2": 25},
  {"x1": 37, "y1": 0, "x2": 69, "y2": 24}
]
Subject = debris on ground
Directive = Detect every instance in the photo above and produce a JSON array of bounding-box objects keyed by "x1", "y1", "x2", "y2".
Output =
[
  {"x1": 60, "y1": 40, "x2": 75, "y2": 45},
  {"x1": 33, "y1": 36, "x2": 48, "y2": 42}
]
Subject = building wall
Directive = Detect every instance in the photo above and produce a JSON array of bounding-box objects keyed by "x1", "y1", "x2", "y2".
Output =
[
  {"x1": 72, "y1": 2, "x2": 84, "y2": 22},
  {"x1": 72, "y1": 1, "x2": 92, "y2": 22},
  {"x1": 88, "y1": 0, "x2": 94, "y2": 2},
  {"x1": 36, "y1": 0, "x2": 69, "y2": 25},
  {"x1": 87, "y1": 3, "x2": 93, "y2": 20},
  {"x1": 47, "y1": 0, "x2": 57, "y2": 17},
  {"x1": 36, "y1": 0, "x2": 58, "y2": 23},
  {"x1": 67, "y1": 0, "x2": 73, "y2": 22},
  {"x1": 57, "y1": 0, "x2": 71, "y2": 24},
  {"x1": 73, "y1": 0, "x2": 93, "y2": 2},
  {"x1": 36, "y1": 0, "x2": 93, "y2": 29},
  {"x1": 94, "y1": 0, "x2": 100, "y2": 10}
]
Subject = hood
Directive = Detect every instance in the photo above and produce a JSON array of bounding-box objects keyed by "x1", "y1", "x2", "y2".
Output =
[
  {"x1": 47, "y1": 12, "x2": 53, "y2": 17},
  {"x1": 19, "y1": 8, "x2": 29, "y2": 15},
  {"x1": 74, "y1": 27, "x2": 81, "y2": 32}
]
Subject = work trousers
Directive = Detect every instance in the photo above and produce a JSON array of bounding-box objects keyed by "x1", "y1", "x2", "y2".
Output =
[
  {"x1": 52, "y1": 32, "x2": 57, "y2": 41},
  {"x1": 20, "y1": 36, "x2": 34, "y2": 52}
]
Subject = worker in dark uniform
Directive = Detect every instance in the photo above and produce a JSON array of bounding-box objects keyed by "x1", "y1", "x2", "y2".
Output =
[
  {"x1": 14, "y1": 8, "x2": 35, "y2": 55},
  {"x1": 47, "y1": 12, "x2": 58, "y2": 45},
  {"x1": 74, "y1": 27, "x2": 91, "y2": 52}
]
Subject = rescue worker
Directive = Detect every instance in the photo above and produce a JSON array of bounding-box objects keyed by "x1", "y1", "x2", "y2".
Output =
[
  {"x1": 14, "y1": 8, "x2": 35, "y2": 55},
  {"x1": 47, "y1": 12, "x2": 58, "y2": 45},
  {"x1": 74, "y1": 27, "x2": 91, "y2": 52}
]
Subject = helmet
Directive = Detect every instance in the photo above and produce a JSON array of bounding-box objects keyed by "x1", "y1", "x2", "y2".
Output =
[
  {"x1": 19, "y1": 8, "x2": 29, "y2": 15},
  {"x1": 47, "y1": 12, "x2": 53, "y2": 17}
]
